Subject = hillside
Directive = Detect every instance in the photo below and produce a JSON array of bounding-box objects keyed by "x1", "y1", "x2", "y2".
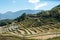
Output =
[{"x1": 0, "y1": 4, "x2": 60, "y2": 40}]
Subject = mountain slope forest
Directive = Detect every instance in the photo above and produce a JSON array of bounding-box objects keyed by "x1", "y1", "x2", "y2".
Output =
[{"x1": 0, "y1": 5, "x2": 60, "y2": 40}]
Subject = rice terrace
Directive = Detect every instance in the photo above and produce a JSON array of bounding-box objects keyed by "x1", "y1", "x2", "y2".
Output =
[{"x1": 0, "y1": 0, "x2": 60, "y2": 40}]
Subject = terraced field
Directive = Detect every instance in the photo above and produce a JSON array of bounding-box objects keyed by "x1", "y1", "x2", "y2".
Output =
[{"x1": 0, "y1": 18, "x2": 60, "y2": 40}]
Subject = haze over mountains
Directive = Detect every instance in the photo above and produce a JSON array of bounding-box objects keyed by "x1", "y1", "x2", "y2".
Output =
[
  {"x1": 0, "y1": 10, "x2": 40, "y2": 19},
  {"x1": 0, "y1": 3, "x2": 60, "y2": 40}
]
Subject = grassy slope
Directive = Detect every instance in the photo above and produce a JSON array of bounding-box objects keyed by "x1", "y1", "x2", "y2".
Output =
[{"x1": 47, "y1": 36, "x2": 60, "y2": 40}]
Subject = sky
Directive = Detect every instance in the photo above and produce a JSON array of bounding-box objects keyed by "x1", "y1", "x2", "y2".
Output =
[{"x1": 0, "y1": 0, "x2": 60, "y2": 13}]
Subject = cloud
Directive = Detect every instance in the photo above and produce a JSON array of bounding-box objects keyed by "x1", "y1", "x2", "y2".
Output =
[
  {"x1": 12, "y1": 0, "x2": 16, "y2": 3},
  {"x1": 34, "y1": 2, "x2": 47, "y2": 10},
  {"x1": 28, "y1": 0, "x2": 40, "y2": 4},
  {"x1": 25, "y1": 8, "x2": 28, "y2": 9},
  {"x1": 24, "y1": 8, "x2": 29, "y2": 9}
]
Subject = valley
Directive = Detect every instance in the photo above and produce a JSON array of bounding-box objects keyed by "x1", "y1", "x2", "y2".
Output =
[{"x1": 0, "y1": 4, "x2": 60, "y2": 40}]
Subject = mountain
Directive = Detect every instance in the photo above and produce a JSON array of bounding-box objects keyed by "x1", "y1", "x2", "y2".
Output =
[
  {"x1": 0, "y1": 10, "x2": 40, "y2": 20},
  {"x1": 0, "y1": 11, "x2": 14, "y2": 19},
  {"x1": 0, "y1": 4, "x2": 60, "y2": 40}
]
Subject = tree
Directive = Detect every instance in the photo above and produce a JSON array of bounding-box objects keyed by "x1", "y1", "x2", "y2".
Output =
[
  {"x1": 37, "y1": 11, "x2": 50, "y2": 17},
  {"x1": 15, "y1": 13, "x2": 26, "y2": 22},
  {"x1": 0, "y1": 21, "x2": 7, "y2": 26}
]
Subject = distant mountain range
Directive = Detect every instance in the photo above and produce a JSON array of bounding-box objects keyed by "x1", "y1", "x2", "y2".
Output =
[
  {"x1": 0, "y1": 10, "x2": 41, "y2": 20},
  {"x1": 0, "y1": 4, "x2": 60, "y2": 20}
]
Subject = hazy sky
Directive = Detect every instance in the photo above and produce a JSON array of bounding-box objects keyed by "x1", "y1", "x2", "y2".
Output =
[{"x1": 0, "y1": 0, "x2": 60, "y2": 13}]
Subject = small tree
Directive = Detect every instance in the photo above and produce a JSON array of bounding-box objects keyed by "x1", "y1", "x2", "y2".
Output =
[
  {"x1": 20, "y1": 13, "x2": 26, "y2": 20},
  {"x1": 15, "y1": 13, "x2": 26, "y2": 22}
]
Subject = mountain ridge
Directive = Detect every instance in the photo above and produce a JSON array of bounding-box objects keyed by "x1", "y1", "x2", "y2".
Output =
[{"x1": 0, "y1": 10, "x2": 41, "y2": 19}]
